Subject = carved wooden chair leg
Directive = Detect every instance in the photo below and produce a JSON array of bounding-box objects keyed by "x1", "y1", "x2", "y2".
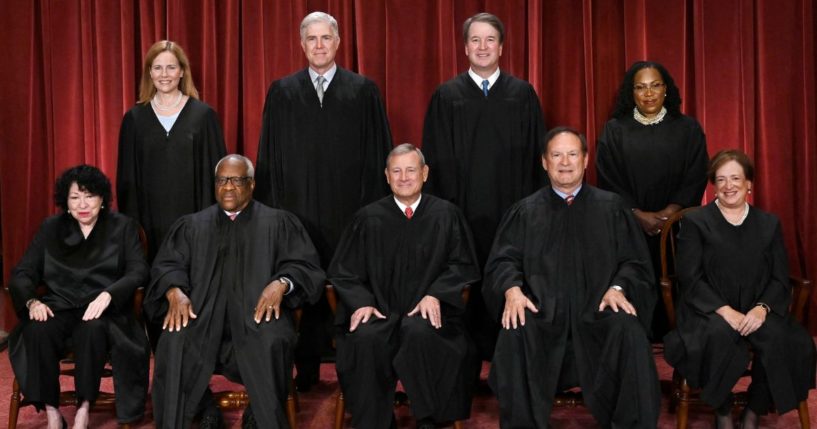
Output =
[
  {"x1": 453, "y1": 420, "x2": 464, "y2": 429},
  {"x1": 334, "y1": 391, "x2": 346, "y2": 429},
  {"x1": 676, "y1": 379, "x2": 690, "y2": 429},
  {"x1": 798, "y1": 399, "x2": 810, "y2": 429},
  {"x1": 120, "y1": 424, "x2": 131, "y2": 429},
  {"x1": 286, "y1": 392, "x2": 298, "y2": 429},
  {"x1": 9, "y1": 377, "x2": 21, "y2": 429}
]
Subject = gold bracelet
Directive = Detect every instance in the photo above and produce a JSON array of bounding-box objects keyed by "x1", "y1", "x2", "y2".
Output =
[{"x1": 755, "y1": 302, "x2": 771, "y2": 314}]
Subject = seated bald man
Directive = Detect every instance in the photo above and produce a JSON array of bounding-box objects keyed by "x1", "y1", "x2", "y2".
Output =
[{"x1": 145, "y1": 154, "x2": 325, "y2": 429}]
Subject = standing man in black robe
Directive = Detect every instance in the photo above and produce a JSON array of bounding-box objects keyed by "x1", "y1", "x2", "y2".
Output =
[
  {"x1": 255, "y1": 11, "x2": 393, "y2": 389},
  {"x1": 485, "y1": 127, "x2": 660, "y2": 428},
  {"x1": 329, "y1": 144, "x2": 481, "y2": 429},
  {"x1": 422, "y1": 12, "x2": 546, "y2": 360},
  {"x1": 144, "y1": 155, "x2": 324, "y2": 429}
]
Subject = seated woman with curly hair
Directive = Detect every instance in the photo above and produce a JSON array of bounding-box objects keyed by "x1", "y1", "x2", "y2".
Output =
[{"x1": 7, "y1": 165, "x2": 150, "y2": 429}]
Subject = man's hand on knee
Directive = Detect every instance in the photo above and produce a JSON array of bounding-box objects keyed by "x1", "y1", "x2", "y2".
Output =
[
  {"x1": 408, "y1": 295, "x2": 442, "y2": 329},
  {"x1": 349, "y1": 306, "x2": 386, "y2": 332},
  {"x1": 502, "y1": 286, "x2": 538, "y2": 330},
  {"x1": 254, "y1": 279, "x2": 287, "y2": 323},
  {"x1": 163, "y1": 287, "x2": 197, "y2": 332}
]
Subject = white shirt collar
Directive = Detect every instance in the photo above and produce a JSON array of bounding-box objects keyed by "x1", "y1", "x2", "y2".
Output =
[
  {"x1": 223, "y1": 210, "x2": 242, "y2": 217},
  {"x1": 468, "y1": 67, "x2": 501, "y2": 90},
  {"x1": 308, "y1": 64, "x2": 338, "y2": 88},
  {"x1": 552, "y1": 184, "x2": 582, "y2": 201},
  {"x1": 394, "y1": 194, "x2": 422, "y2": 214}
]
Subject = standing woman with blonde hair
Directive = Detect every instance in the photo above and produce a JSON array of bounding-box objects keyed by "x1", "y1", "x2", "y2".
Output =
[{"x1": 117, "y1": 40, "x2": 226, "y2": 262}]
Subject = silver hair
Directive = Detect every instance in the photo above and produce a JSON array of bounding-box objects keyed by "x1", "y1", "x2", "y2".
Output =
[
  {"x1": 300, "y1": 11, "x2": 339, "y2": 40},
  {"x1": 215, "y1": 154, "x2": 255, "y2": 178},
  {"x1": 386, "y1": 143, "x2": 426, "y2": 167}
]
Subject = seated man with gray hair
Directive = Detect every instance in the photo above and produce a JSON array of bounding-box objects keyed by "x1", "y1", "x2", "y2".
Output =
[
  {"x1": 145, "y1": 154, "x2": 325, "y2": 429},
  {"x1": 329, "y1": 144, "x2": 481, "y2": 429}
]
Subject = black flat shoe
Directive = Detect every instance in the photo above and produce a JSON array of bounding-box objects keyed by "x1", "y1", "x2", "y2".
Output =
[
  {"x1": 199, "y1": 408, "x2": 225, "y2": 429},
  {"x1": 241, "y1": 405, "x2": 258, "y2": 429},
  {"x1": 416, "y1": 417, "x2": 436, "y2": 429},
  {"x1": 62, "y1": 417, "x2": 68, "y2": 429}
]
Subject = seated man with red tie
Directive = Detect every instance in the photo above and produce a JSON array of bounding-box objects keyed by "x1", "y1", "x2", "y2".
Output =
[
  {"x1": 484, "y1": 127, "x2": 661, "y2": 428},
  {"x1": 329, "y1": 144, "x2": 481, "y2": 429}
]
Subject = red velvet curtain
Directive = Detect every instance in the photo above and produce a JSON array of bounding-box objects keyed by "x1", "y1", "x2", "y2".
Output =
[{"x1": 2, "y1": 0, "x2": 816, "y2": 331}]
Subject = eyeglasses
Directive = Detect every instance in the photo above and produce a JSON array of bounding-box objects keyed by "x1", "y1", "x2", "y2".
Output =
[
  {"x1": 215, "y1": 176, "x2": 252, "y2": 187},
  {"x1": 633, "y1": 82, "x2": 666, "y2": 94}
]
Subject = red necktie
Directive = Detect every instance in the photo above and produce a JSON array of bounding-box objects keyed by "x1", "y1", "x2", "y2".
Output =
[
  {"x1": 565, "y1": 195, "x2": 575, "y2": 206},
  {"x1": 405, "y1": 207, "x2": 413, "y2": 219}
]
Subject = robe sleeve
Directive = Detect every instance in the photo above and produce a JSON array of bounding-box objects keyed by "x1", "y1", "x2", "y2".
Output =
[
  {"x1": 193, "y1": 106, "x2": 227, "y2": 211},
  {"x1": 525, "y1": 85, "x2": 547, "y2": 190},
  {"x1": 327, "y1": 215, "x2": 377, "y2": 323},
  {"x1": 483, "y1": 203, "x2": 529, "y2": 320},
  {"x1": 676, "y1": 216, "x2": 729, "y2": 314},
  {"x1": 425, "y1": 209, "x2": 481, "y2": 310},
  {"x1": 596, "y1": 122, "x2": 638, "y2": 209},
  {"x1": 116, "y1": 110, "x2": 141, "y2": 220},
  {"x1": 758, "y1": 219, "x2": 791, "y2": 315},
  {"x1": 255, "y1": 85, "x2": 281, "y2": 208},
  {"x1": 7, "y1": 221, "x2": 48, "y2": 317},
  {"x1": 609, "y1": 203, "x2": 657, "y2": 328},
  {"x1": 272, "y1": 212, "x2": 325, "y2": 309},
  {"x1": 421, "y1": 89, "x2": 459, "y2": 203},
  {"x1": 104, "y1": 217, "x2": 149, "y2": 313},
  {"x1": 669, "y1": 120, "x2": 708, "y2": 208},
  {"x1": 144, "y1": 217, "x2": 193, "y2": 325},
  {"x1": 360, "y1": 82, "x2": 393, "y2": 205}
]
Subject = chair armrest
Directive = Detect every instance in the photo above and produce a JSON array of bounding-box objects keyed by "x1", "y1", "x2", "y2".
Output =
[
  {"x1": 660, "y1": 276, "x2": 677, "y2": 330},
  {"x1": 461, "y1": 284, "x2": 470, "y2": 305},
  {"x1": 789, "y1": 276, "x2": 811, "y2": 325},
  {"x1": 325, "y1": 284, "x2": 338, "y2": 315}
]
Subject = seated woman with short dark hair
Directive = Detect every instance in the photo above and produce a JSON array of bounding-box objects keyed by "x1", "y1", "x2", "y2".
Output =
[
  {"x1": 7, "y1": 165, "x2": 150, "y2": 429},
  {"x1": 664, "y1": 150, "x2": 816, "y2": 429}
]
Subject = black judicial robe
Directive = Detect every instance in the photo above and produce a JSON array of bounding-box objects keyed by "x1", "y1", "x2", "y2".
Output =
[
  {"x1": 664, "y1": 203, "x2": 815, "y2": 413},
  {"x1": 255, "y1": 67, "x2": 392, "y2": 266},
  {"x1": 484, "y1": 186, "x2": 660, "y2": 428},
  {"x1": 117, "y1": 98, "x2": 227, "y2": 261},
  {"x1": 596, "y1": 114, "x2": 707, "y2": 337},
  {"x1": 329, "y1": 194, "x2": 481, "y2": 427},
  {"x1": 8, "y1": 212, "x2": 150, "y2": 422},
  {"x1": 144, "y1": 201, "x2": 325, "y2": 428},
  {"x1": 596, "y1": 114, "x2": 707, "y2": 213},
  {"x1": 422, "y1": 71, "x2": 546, "y2": 265}
]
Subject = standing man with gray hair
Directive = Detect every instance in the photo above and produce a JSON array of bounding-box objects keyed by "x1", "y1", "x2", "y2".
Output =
[
  {"x1": 255, "y1": 11, "x2": 393, "y2": 390},
  {"x1": 422, "y1": 12, "x2": 546, "y2": 363}
]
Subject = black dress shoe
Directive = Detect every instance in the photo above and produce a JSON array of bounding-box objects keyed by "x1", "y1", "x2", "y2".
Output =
[
  {"x1": 198, "y1": 407, "x2": 225, "y2": 429},
  {"x1": 416, "y1": 417, "x2": 436, "y2": 429},
  {"x1": 295, "y1": 371, "x2": 319, "y2": 392},
  {"x1": 242, "y1": 405, "x2": 258, "y2": 429}
]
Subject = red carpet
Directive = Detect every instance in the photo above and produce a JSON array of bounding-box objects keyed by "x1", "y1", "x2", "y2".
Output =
[{"x1": 1, "y1": 347, "x2": 814, "y2": 428}]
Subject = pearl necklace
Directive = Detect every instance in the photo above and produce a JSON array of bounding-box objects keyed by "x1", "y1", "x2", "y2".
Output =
[
  {"x1": 151, "y1": 91, "x2": 183, "y2": 112},
  {"x1": 633, "y1": 106, "x2": 667, "y2": 126},
  {"x1": 715, "y1": 199, "x2": 749, "y2": 226}
]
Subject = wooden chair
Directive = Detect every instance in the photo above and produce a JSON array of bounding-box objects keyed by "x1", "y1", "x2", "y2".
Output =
[
  {"x1": 659, "y1": 208, "x2": 812, "y2": 429},
  {"x1": 211, "y1": 307, "x2": 302, "y2": 429},
  {"x1": 7, "y1": 227, "x2": 150, "y2": 429},
  {"x1": 326, "y1": 284, "x2": 467, "y2": 429}
]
